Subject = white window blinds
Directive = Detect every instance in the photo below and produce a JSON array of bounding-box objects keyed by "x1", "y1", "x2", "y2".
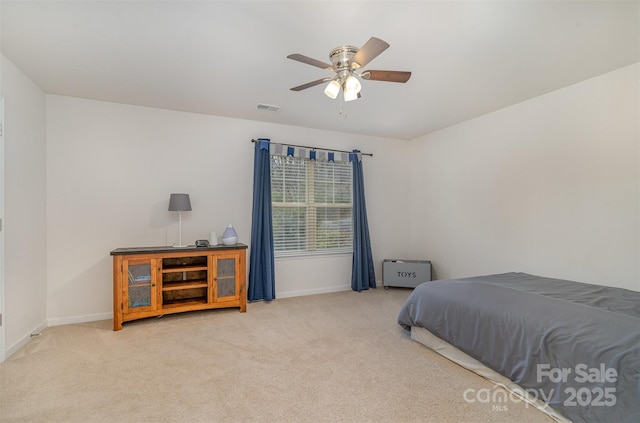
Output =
[{"x1": 271, "y1": 154, "x2": 353, "y2": 256}]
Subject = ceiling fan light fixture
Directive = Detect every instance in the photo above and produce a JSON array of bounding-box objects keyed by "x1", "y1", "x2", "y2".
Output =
[
  {"x1": 324, "y1": 80, "x2": 340, "y2": 99},
  {"x1": 343, "y1": 87, "x2": 359, "y2": 102},
  {"x1": 287, "y1": 37, "x2": 410, "y2": 105},
  {"x1": 342, "y1": 74, "x2": 362, "y2": 102},
  {"x1": 344, "y1": 74, "x2": 361, "y2": 93}
]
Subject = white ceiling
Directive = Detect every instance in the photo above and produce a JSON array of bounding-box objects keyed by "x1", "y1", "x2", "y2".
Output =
[{"x1": 1, "y1": 1, "x2": 638, "y2": 140}]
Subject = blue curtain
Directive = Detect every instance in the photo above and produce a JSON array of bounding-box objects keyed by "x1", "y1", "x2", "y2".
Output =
[
  {"x1": 248, "y1": 139, "x2": 275, "y2": 301},
  {"x1": 350, "y1": 151, "x2": 376, "y2": 291}
]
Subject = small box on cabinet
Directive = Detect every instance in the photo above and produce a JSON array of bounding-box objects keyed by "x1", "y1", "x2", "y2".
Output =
[{"x1": 383, "y1": 259, "x2": 431, "y2": 289}]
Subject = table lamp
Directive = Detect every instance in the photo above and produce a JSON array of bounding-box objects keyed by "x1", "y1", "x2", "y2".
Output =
[{"x1": 168, "y1": 193, "x2": 192, "y2": 247}]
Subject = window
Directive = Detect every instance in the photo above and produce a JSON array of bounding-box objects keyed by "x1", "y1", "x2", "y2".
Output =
[{"x1": 271, "y1": 155, "x2": 353, "y2": 256}]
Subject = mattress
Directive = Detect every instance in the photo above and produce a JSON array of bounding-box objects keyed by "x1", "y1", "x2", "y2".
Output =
[{"x1": 397, "y1": 272, "x2": 640, "y2": 423}]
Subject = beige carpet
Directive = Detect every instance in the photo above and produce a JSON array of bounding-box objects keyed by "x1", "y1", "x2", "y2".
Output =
[{"x1": 0, "y1": 288, "x2": 552, "y2": 423}]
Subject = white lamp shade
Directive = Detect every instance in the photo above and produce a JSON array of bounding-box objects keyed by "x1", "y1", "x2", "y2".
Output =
[
  {"x1": 343, "y1": 88, "x2": 359, "y2": 102},
  {"x1": 324, "y1": 80, "x2": 340, "y2": 99},
  {"x1": 342, "y1": 75, "x2": 361, "y2": 102},
  {"x1": 344, "y1": 75, "x2": 361, "y2": 93}
]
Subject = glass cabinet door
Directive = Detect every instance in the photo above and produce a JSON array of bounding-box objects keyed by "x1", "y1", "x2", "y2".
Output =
[
  {"x1": 124, "y1": 259, "x2": 157, "y2": 312},
  {"x1": 215, "y1": 256, "x2": 239, "y2": 301}
]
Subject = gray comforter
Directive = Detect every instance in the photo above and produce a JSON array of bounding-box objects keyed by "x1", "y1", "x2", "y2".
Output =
[{"x1": 397, "y1": 272, "x2": 640, "y2": 423}]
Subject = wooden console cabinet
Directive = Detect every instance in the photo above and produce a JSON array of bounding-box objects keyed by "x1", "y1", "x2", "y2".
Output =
[{"x1": 111, "y1": 244, "x2": 247, "y2": 331}]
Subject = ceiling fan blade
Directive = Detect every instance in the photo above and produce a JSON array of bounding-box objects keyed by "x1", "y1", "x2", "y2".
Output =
[
  {"x1": 287, "y1": 54, "x2": 334, "y2": 71},
  {"x1": 361, "y1": 70, "x2": 411, "y2": 83},
  {"x1": 290, "y1": 78, "x2": 332, "y2": 91},
  {"x1": 350, "y1": 37, "x2": 390, "y2": 69}
]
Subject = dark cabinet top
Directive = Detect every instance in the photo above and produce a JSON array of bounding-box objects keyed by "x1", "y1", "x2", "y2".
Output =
[{"x1": 111, "y1": 243, "x2": 248, "y2": 256}]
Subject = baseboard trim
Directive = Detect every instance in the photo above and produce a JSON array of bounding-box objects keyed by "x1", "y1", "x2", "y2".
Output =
[
  {"x1": 276, "y1": 284, "x2": 351, "y2": 299},
  {"x1": 5, "y1": 285, "x2": 383, "y2": 358},
  {"x1": 47, "y1": 312, "x2": 113, "y2": 327},
  {"x1": 5, "y1": 320, "x2": 47, "y2": 359}
]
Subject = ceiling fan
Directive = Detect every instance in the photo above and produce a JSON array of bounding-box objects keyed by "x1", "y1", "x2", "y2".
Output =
[{"x1": 287, "y1": 37, "x2": 411, "y2": 102}]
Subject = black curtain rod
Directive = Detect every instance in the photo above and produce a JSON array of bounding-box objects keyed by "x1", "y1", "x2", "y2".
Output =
[{"x1": 251, "y1": 139, "x2": 373, "y2": 157}]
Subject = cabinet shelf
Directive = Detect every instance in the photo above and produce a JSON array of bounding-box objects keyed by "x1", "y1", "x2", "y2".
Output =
[
  {"x1": 162, "y1": 297, "x2": 208, "y2": 309},
  {"x1": 162, "y1": 265, "x2": 207, "y2": 273},
  {"x1": 162, "y1": 280, "x2": 208, "y2": 291},
  {"x1": 128, "y1": 280, "x2": 152, "y2": 287}
]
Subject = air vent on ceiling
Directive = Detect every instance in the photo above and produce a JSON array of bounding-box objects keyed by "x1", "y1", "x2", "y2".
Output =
[{"x1": 257, "y1": 103, "x2": 282, "y2": 112}]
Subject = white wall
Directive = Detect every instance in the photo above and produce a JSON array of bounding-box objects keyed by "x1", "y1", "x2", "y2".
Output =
[
  {"x1": 408, "y1": 63, "x2": 640, "y2": 291},
  {"x1": 45, "y1": 96, "x2": 411, "y2": 323},
  {"x1": 1, "y1": 55, "x2": 48, "y2": 355},
  {"x1": 10, "y1": 58, "x2": 638, "y2": 342}
]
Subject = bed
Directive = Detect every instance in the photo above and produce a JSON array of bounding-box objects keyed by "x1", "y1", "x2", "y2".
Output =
[{"x1": 397, "y1": 272, "x2": 640, "y2": 423}]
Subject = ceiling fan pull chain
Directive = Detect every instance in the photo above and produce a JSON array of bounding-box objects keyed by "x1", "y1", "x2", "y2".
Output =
[{"x1": 338, "y1": 94, "x2": 347, "y2": 118}]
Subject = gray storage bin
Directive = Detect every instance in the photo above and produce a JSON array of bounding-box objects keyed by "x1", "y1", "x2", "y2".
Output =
[{"x1": 383, "y1": 259, "x2": 431, "y2": 288}]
